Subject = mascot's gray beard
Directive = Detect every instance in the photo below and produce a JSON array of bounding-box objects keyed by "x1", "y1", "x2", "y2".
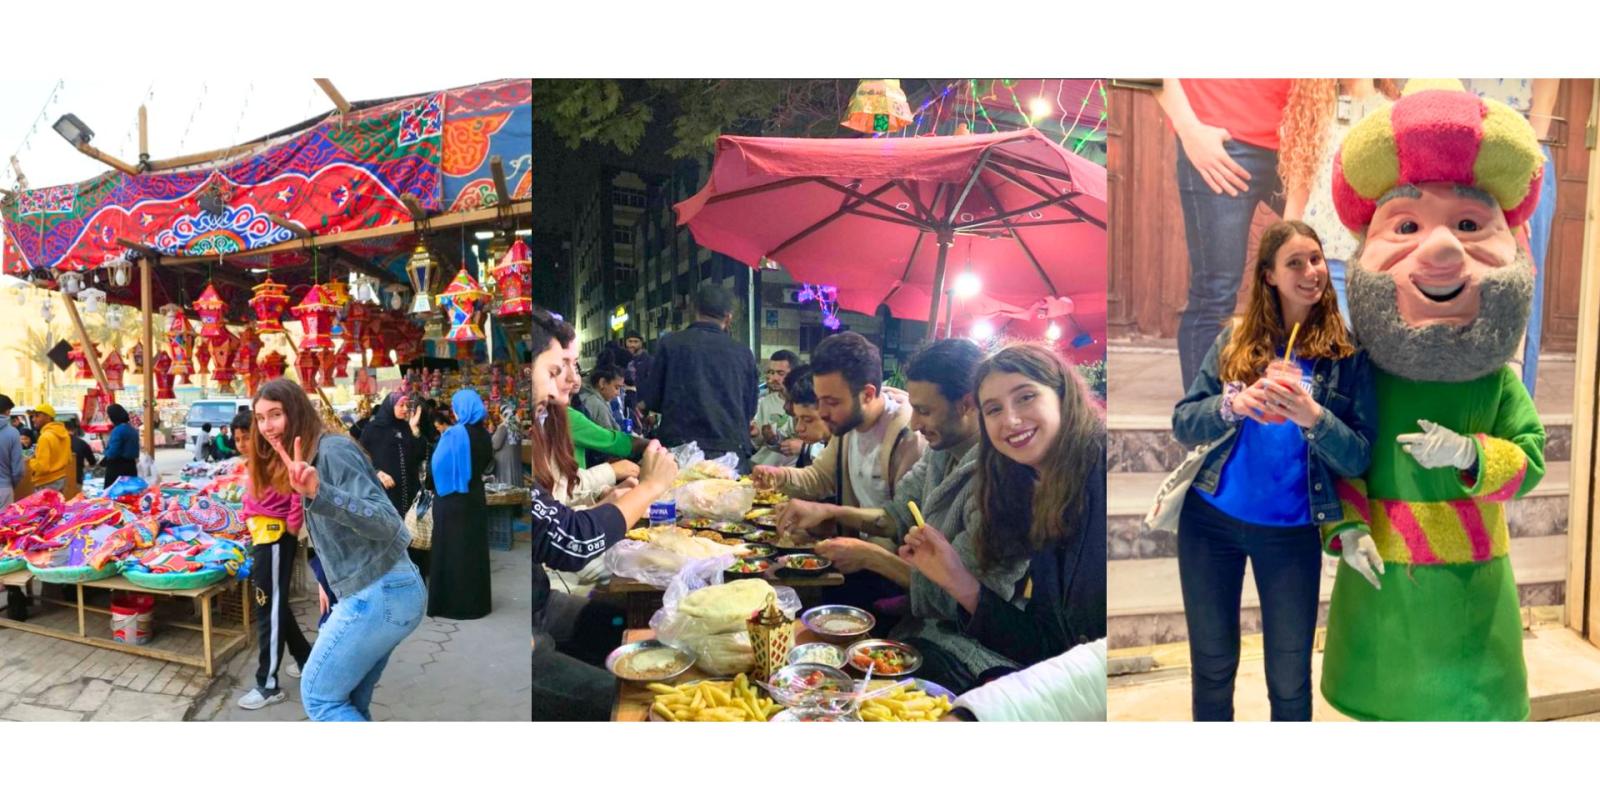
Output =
[{"x1": 1346, "y1": 246, "x2": 1534, "y2": 383}]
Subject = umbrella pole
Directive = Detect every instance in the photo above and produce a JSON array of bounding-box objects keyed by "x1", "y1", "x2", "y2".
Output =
[{"x1": 926, "y1": 227, "x2": 953, "y2": 342}]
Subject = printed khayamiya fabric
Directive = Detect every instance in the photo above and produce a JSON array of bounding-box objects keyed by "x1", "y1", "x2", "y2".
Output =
[{"x1": 125, "y1": 528, "x2": 250, "y2": 579}]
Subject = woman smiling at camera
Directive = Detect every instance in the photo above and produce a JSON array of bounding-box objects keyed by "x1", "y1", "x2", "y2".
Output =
[
  {"x1": 1170, "y1": 220, "x2": 1375, "y2": 722},
  {"x1": 900, "y1": 343, "x2": 1107, "y2": 670}
]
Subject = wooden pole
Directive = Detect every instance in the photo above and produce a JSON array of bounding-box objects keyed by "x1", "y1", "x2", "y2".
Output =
[
  {"x1": 315, "y1": 80, "x2": 352, "y2": 115},
  {"x1": 145, "y1": 145, "x2": 242, "y2": 173},
  {"x1": 1567, "y1": 79, "x2": 1600, "y2": 641},
  {"x1": 138, "y1": 105, "x2": 149, "y2": 164},
  {"x1": 61, "y1": 295, "x2": 113, "y2": 396},
  {"x1": 490, "y1": 156, "x2": 511, "y2": 208},
  {"x1": 9, "y1": 156, "x2": 28, "y2": 188},
  {"x1": 75, "y1": 143, "x2": 141, "y2": 176},
  {"x1": 140, "y1": 257, "x2": 156, "y2": 457}
]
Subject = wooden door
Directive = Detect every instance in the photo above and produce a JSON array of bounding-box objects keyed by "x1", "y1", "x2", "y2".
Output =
[{"x1": 1541, "y1": 79, "x2": 1592, "y2": 354}]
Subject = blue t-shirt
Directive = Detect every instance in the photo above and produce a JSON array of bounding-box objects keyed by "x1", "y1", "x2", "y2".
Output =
[{"x1": 1196, "y1": 355, "x2": 1314, "y2": 527}]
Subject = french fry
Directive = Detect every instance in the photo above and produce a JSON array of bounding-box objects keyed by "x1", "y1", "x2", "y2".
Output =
[{"x1": 652, "y1": 702, "x2": 678, "y2": 722}]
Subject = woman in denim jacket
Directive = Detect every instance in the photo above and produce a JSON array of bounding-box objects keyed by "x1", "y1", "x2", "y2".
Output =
[
  {"x1": 1170, "y1": 220, "x2": 1375, "y2": 721},
  {"x1": 248, "y1": 378, "x2": 426, "y2": 721}
]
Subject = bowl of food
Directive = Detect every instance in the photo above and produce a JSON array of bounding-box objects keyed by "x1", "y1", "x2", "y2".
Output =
[
  {"x1": 678, "y1": 516, "x2": 717, "y2": 530},
  {"x1": 723, "y1": 557, "x2": 775, "y2": 582},
  {"x1": 800, "y1": 605, "x2": 876, "y2": 643},
  {"x1": 844, "y1": 639, "x2": 922, "y2": 677},
  {"x1": 772, "y1": 532, "x2": 817, "y2": 553},
  {"x1": 752, "y1": 489, "x2": 789, "y2": 507},
  {"x1": 735, "y1": 542, "x2": 777, "y2": 559},
  {"x1": 772, "y1": 708, "x2": 860, "y2": 722},
  {"x1": 708, "y1": 520, "x2": 759, "y2": 537},
  {"x1": 741, "y1": 528, "x2": 777, "y2": 544},
  {"x1": 778, "y1": 553, "x2": 832, "y2": 575},
  {"x1": 605, "y1": 640, "x2": 696, "y2": 683},
  {"x1": 766, "y1": 663, "x2": 855, "y2": 709},
  {"x1": 743, "y1": 507, "x2": 779, "y2": 528},
  {"x1": 787, "y1": 642, "x2": 846, "y2": 669}
]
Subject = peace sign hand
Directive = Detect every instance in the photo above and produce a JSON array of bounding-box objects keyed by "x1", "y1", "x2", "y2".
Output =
[{"x1": 270, "y1": 435, "x2": 320, "y2": 499}]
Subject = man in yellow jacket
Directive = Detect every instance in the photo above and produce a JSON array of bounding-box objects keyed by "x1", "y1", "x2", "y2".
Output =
[{"x1": 27, "y1": 404, "x2": 71, "y2": 493}]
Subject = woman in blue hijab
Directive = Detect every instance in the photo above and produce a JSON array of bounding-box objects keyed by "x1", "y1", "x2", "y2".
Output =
[{"x1": 427, "y1": 389, "x2": 496, "y2": 620}]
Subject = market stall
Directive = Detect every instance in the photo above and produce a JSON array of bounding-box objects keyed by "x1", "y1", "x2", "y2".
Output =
[{"x1": 0, "y1": 79, "x2": 535, "y2": 669}]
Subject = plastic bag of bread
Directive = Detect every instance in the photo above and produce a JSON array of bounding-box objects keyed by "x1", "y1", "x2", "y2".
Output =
[
  {"x1": 652, "y1": 563, "x2": 800, "y2": 649},
  {"x1": 603, "y1": 532, "x2": 739, "y2": 588},
  {"x1": 675, "y1": 478, "x2": 755, "y2": 521},
  {"x1": 691, "y1": 631, "x2": 757, "y2": 676}
]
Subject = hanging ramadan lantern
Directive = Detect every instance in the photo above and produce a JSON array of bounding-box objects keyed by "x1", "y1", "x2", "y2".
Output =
[
  {"x1": 154, "y1": 353, "x2": 176, "y2": 400},
  {"x1": 129, "y1": 342, "x2": 145, "y2": 373},
  {"x1": 295, "y1": 349, "x2": 320, "y2": 389},
  {"x1": 439, "y1": 268, "x2": 489, "y2": 341},
  {"x1": 249, "y1": 276, "x2": 290, "y2": 335},
  {"x1": 318, "y1": 351, "x2": 337, "y2": 387},
  {"x1": 193, "y1": 283, "x2": 231, "y2": 346},
  {"x1": 211, "y1": 332, "x2": 238, "y2": 387},
  {"x1": 195, "y1": 338, "x2": 213, "y2": 377},
  {"x1": 102, "y1": 349, "x2": 127, "y2": 391},
  {"x1": 453, "y1": 341, "x2": 475, "y2": 363},
  {"x1": 69, "y1": 342, "x2": 93, "y2": 380},
  {"x1": 386, "y1": 283, "x2": 412, "y2": 312},
  {"x1": 82, "y1": 387, "x2": 113, "y2": 434},
  {"x1": 77, "y1": 286, "x2": 107, "y2": 315},
  {"x1": 292, "y1": 285, "x2": 338, "y2": 351},
  {"x1": 259, "y1": 351, "x2": 288, "y2": 383},
  {"x1": 322, "y1": 276, "x2": 350, "y2": 348},
  {"x1": 104, "y1": 251, "x2": 134, "y2": 288},
  {"x1": 493, "y1": 239, "x2": 532, "y2": 317},
  {"x1": 57, "y1": 270, "x2": 85, "y2": 298},
  {"x1": 165, "y1": 310, "x2": 194, "y2": 384},
  {"x1": 841, "y1": 79, "x2": 913, "y2": 134},
  {"x1": 405, "y1": 245, "x2": 434, "y2": 313},
  {"x1": 39, "y1": 295, "x2": 54, "y2": 325}
]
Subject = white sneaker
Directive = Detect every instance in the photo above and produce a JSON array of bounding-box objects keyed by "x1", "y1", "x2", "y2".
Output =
[
  {"x1": 236, "y1": 688, "x2": 287, "y2": 710},
  {"x1": 284, "y1": 662, "x2": 301, "y2": 679}
]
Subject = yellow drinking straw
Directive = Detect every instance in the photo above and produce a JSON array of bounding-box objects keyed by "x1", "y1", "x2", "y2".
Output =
[
  {"x1": 1284, "y1": 321, "x2": 1302, "y2": 363},
  {"x1": 907, "y1": 500, "x2": 927, "y2": 529}
]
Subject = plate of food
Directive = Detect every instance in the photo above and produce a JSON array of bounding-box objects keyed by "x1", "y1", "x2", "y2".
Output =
[
  {"x1": 765, "y1": 663, "x2": 855, "y2": 709},
  {"x1": 752, "y1": 488, "x2": 789, "y2": 506},
  {"x1": 787, "y1": 642, "x2": 847, "y2": 668},
  {"x1": 799, "y1": 605, "x2": 876, "y2": 642},
  {"x1": 771, "y1": 708, "x2": 860, "y2": 722},
  {"x1": 772, "y1": 531, "x2": 817, "y2": 553},
  {"x1": 646, "y1": 674, "x2": 781, "y2": 722},
  {"x1": 678, "y1": 516, "x2": 718, "y2": 530},
  {"x1": 777, "y1": 553, "x2": 832, "y2": 575},
  {"x1": 741, "y1": 528, "x2": 777, "y2": 544},
  {"x1": 606, "y1": 640, "x2": 696, "y2": 683},
  {"x1": 743, "y1": 507, "x2": 779, "y2": 528},
  {"x1": 735, "y1": 542, "x2": 777, "y2": 559},
  {"x1": 857, "y1": 680, "x2": 956, "y2": 722},
  {"x1": 844, "y1": 639, "x2": 922, "y2": 677},
  {"x1": 708, "y1": 520, "x2": 759, "y2": 537},
  {"x1": 724, "y1": 557, "x2": 775, "y2": 581}
]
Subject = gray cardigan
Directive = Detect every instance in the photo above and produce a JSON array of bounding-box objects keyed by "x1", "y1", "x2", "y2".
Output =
[{"x1": 300, "y1": 435, "x2": 413, "y2": 598}]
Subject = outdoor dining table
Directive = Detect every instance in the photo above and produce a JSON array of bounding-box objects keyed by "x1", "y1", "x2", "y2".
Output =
[
  {"x1": 611, "y1": 625, "x2": 835, "y2": 721},
  {"x1": 596, "y1": 571, "x2": 846, "y2": 629}
]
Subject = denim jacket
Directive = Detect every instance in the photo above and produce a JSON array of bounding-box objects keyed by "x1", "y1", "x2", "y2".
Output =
[
  {"x1": 1171, "y1": 325, "x2": 1376, "y2": 525},
  {"x1": 299, "y1": 435, "x2": 412, "y2": 598}
]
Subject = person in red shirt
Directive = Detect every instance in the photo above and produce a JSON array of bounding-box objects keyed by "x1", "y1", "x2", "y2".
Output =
[{"x1": 1157, "y1": 79, "x2": 1295, "y2": 391}]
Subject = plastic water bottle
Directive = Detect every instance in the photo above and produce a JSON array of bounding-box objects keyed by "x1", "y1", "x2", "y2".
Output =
[
  {"x1": 649, "y1": 499, "x2": 676, "y2": 534},
  {"x1": 622, "y1": 419, "x2": 635, "y2": 435}
]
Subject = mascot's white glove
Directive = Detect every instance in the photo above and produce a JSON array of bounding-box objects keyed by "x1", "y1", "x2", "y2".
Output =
[
  {"x1": 1397, "y1": 419, "x2": 1477, "y2": 471},
  {"x1": 1339, "y1": 529, "x2": 1385, "y2": 590}
]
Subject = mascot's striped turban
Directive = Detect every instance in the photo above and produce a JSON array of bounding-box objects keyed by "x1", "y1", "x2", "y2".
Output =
[{"x1": 1332, "y1": 78, "x2": 1544, "y2": 231}]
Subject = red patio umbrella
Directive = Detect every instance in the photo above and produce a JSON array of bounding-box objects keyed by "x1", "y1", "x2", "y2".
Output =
[{"x1": 674, "y1": 128, "x2": 1106, "y2": 356}]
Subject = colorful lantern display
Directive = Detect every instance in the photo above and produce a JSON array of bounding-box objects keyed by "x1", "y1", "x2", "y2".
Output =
[
  {"x1": 154, "y1": 353, "x2": 176, "y2": 400},
  {"x1": 438, "y1": 269, "x2": 490, "y2": 342},
  {"x1": 249, "y1": 277, "x2": 290, "y2": 335},
  {"x1": 295, "y1": 350, "x2": 319, "y2": 389},
  {"x1": 129, "y1": 342, "x2": 145, "y2": 373},
  {"x1": 102, "y1": 349, "x2": 126, "y2": 391},
  {"x1": 165, "y1": 311, "x2": 194, "y2": 383},
  {"x1": 195, "y1": 338, "x2": 213, "y2": 378},
  {"x1": 493, "y1": 239, "x2": 533, "y2": 317},
  {"x1": 81, "y1": 386, "x2": 114, "y2": 434},
  {"x1": 841, "y1": 79, "x2": 913, "y2": 134},
  {"x1": 77, "y1": 287, "x2": 107, "y2": 315},
  {"x1": 212, "y1": 332, "x2": 238, "y2": 388},
  {"x1": 69, "y1": 342, "x2": 93, "y2": 380},
  {"x1": 406, "y1": 245, "x2": 434, "y2": 313},
  {"x1": 292, "y1": 285, "x2": 338, "y2": 351},
  {"x1": 193, "y1": 283, "x2": 230, "y2": 346},
  {"x1": 259, "y1": 351, "x2": 288, "y2": 383}
]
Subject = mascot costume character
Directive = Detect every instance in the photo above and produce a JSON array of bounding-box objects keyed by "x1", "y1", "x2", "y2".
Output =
[{"x1": 1319, "y1": 79, "x2": 1547, "y2": 721}]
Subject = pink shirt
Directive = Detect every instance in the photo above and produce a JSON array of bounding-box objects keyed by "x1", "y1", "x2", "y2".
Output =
[{"x1": 243, "y1": 483, "x2": 304, "y2": 531}]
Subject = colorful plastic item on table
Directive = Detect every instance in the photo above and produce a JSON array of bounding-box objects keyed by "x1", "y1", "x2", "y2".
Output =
[
  {"x1": 27, "y1": 561, "x2": 121, "y2": 584},
  {"x1": 123, "y1": 568, "x2": 228, "y2": 591},
  {"x1": 438, "y1": 268, "x2": 490, "y2": 342},
  {"x1": 185, "y1": 496, "x2": 244, "y2": 537},
  {"x1": 0, "y1": 557, "x2": 24, "y2": 574},
  {"x1": 87, "y1": 521, "x2": 158, "y2": 570}
]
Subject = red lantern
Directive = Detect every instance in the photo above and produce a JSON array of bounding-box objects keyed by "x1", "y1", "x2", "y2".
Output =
[
  {"x1": 102, "y1": 349, "x2": 127, "y2": 391},
  {"x1": 166, "y1": 311, "x2": 194, "y2": 382},
  {"x1": 260, "y1": 351, "x2": 288, "y2": 382},
  {"x1": 454, "y1": 341, "x2": 474, "y2": 363},
  {"x1": 494, "y1": 239, "x2": 533, "y2": 317},
  {"x1": 81, "y1": 387, "x2": 114, "y2": 434},
  {"x1": 212, "y1": 332, "x2": 238, "y2": 386},
  {"x1": 295, "y1": 350, "x2": 319, "y2": 389},
  {"x1": 129, "y1": 342, "x2": 145, "y2": 373},
  {"x1": 292, "y1": 285, "x2": 338, "y2": 351},
  {"x1": 69, "y1": 342, "x2": 93, "y2": 380},
  {"x1": 193, "y1": 283, "x2": 230, "y2": 346},
  {"x1": 154, "y1": 353, "x2": 176, "y2": 400},
  {"x1": 318, "y1": 353, "x2": 337, "y2": 387},
  {"x1": 249, "y1": 277, "x2": 290, "y2": 335},
  {"x1": 195, "y1": 338, "x2": 213, "y2": 377}
]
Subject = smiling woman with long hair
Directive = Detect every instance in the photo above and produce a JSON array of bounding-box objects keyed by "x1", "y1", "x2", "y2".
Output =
[
  {"x1": 900, "y1": 343, "x2": 1107, "y2": 671},
  {"x1": 1170, "y1": 220, "x2": 1375, "y2": 721},
  {"x1": 247, "y1": 378, "x2": 424, "y2": 722}
]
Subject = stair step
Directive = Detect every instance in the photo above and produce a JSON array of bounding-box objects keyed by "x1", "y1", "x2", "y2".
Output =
[
  {"x1": 1107, "y1": 532, "x2": 1568, "y2": 649},
  {"x1": 1108, "y1": 462, "x2": 1571, "y2": 560}
]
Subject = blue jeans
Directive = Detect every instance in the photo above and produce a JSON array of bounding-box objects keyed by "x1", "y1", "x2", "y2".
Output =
[
  {"x1": 1521, "y1": 143, "x2": 1556, "y2": 399},
  {"x1": 301, "y1": 560, "x2": 425, "y2": 721},
  {"x1": 1326, "y1": 258, "x2": 1350, "y2": 327},
  {"x1": 1175, "y1": 139, "x2": 1285, "y2": 391},
  {"x1": 1177, "y1": 491, "x2": 1320, "y2": 721}
]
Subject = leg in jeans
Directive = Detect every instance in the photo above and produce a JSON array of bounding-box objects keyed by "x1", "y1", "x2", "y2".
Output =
[
  {"x1": 1326, "y1": 258, "x2": 1351, "y2": 327},
  {"x1": 301, "y1": 562, "x2": 424, "y2": 721},
  {"x1": 1177, "y1": 495, "x2": 1249, "y2": 721},
  {"x1": 1521, "y1": 142, "x2": 1557, "y2": 399},
  {"x1": 531, "y1": 630, "x2": 617, "y2": 721},
  {"x1": 1175, "y1": 140, "x2": 1285, "y2": 391},
  {"x1": 1248, "y1": 525, "x2": 1322, "y2": 721}
]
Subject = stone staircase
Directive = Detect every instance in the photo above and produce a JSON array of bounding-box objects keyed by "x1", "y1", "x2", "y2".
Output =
[{"x1": 1106, "y1": 341, "x2": 1578, "y2": 650}]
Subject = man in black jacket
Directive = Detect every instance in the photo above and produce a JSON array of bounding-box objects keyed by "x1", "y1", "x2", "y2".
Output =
[{"x1": 638, "y1": 283, "x2": 759, "y2": 465}]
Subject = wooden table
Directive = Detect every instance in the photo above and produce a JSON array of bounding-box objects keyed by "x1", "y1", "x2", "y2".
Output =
[
  {"x1": 611, "y1": 626, "x2": 830, "y2": 721},
  {"x1": 0, "y1": 572, "x2": 252, "y2": 676},
  {"x1": 597, "y1": 571, "x2": 846, "y2": 629}
]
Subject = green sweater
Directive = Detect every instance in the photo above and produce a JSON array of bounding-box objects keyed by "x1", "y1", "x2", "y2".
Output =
[{"x1": 567, "y1": 407, "x2": 632, "y2": 466}]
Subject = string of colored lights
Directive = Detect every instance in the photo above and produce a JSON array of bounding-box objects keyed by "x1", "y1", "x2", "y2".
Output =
[{"x1": 969, "y1": 79, "x2": 999, "y2": 133}]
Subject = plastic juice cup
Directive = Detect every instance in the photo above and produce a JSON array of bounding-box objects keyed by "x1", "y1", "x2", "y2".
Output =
[{"x1": 1259, "y1": 360, "x2": 1304, "y2": 424}]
